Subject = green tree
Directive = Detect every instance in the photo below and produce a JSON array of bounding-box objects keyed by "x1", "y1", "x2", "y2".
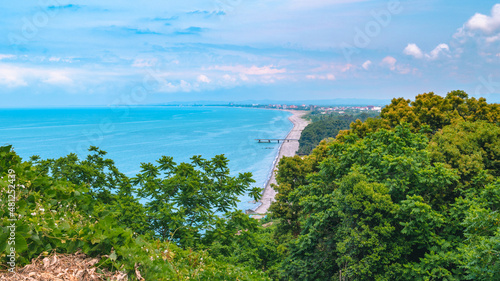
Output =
[
  {"x1": 273, "y1": 91, "x2": 499, "y2": 280},
  {"x1": 268, "y1": 156, "x2": 314, "y2": 238},
  {"x1": 31, "y1": 146, "x2": 149, "y2": 235},
  {"x1": 132, "y1": 154, "x2": 261, "y2": 247},
  {"x1": 345, "y1": 90, "x2": 500, "y2": 138},
  {"x1": 0, "y1": 145, "x2": 272, "y2": 280},
  {"x1": 428, "y1": 120, "x2": 500, "y2": 188},
  {"x1": 458, "y1": 180, "x2": 500, "y2": 280},
  {"x1": 281, "y1": 125, "x2": 463, "y2": 280},
  {"x1": 298, "y1": 113, "x2": 378, "y2": 155}
]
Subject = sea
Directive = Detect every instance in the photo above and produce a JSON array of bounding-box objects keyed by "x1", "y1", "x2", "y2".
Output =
[{"x1": 0, "y1": 106, "x2": 293, "y2": 211}]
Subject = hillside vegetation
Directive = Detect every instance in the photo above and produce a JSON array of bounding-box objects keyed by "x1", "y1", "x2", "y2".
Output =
[
  {"x1": 1, "y1": 90, "x2": 500, "y2": 280},
  {"x1": 298, "y1": 112, "x2": 379, "y2": 155},
  {"x1": 1, "y1": 147, "x2": 270, "y2": 280},
  {"x1": 271, "y1": 90, "x2": 500, "y2": 280}
]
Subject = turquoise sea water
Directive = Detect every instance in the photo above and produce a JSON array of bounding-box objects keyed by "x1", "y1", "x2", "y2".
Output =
[{"x1": 0, "y1": 106, "x2": 293, "y2": 211}]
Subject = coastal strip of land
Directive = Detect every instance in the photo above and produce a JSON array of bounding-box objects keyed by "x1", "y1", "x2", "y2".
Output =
[{"x1": 252, "y1": 110, "x2": 310, "y2": 216}]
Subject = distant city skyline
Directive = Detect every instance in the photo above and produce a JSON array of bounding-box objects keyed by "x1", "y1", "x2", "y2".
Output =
[{"x1": 1, "y1": 1, "x2": 500, "y2": 107}]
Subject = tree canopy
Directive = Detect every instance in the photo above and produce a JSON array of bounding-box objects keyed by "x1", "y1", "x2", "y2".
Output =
[
  {"x1": 343, "y1": 90, "x2": 500, "y2": 140},
  {"x1": 298, "y1": 112, "x2": 378, "y2": 155},
  {"x1": 271, "y1": 90, "x2": 500, "y2": 280},
  {"x1": 0, "y1": 145, "x2": 270, "y2": 280}
]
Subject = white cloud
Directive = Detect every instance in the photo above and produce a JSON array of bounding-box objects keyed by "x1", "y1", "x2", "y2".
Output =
[
  {"x1": 362, "y1": 60, "x2": 372, "y2": 70},
  {"x1": 0, "y1": 63, "x2": 75, "y2": 87},
  {"x1": 43, "y1": 71, "x2": 73, "y2": 85},
  {"x1": 0, "y1": 66, "x2": 27, "y2": 87},
  {"x1": 397, "y1": 65, "x2": 411, "y2": 75},
  {"x1": 132, "y1": 58, "x2": 157, "y2": 68},
  {"x1": 288, "y1": 0, "x2": 370, "y2": 10},
  {"x1": 466, "y1": 4, "x2": 500, "y2": 33},
  {"x1": 426, "y1": 43, "x2": 449, "y2": 60},
  {"x1": 403, "y1": 43, "x2": 424, "y2": 59},
  {"x1": 402, "y1": 43, "x2": 449, "y2": 60},
  {"x1": 451, "y1": 4, "x2": 500, "y2": 61},
  {"x1": 0, "y1": 54, "x2": 16, "y2": 60},
  {"x1": 239, "y1": 74, "x2": 249, "y2": 81},
  {"x1": 212, "y1": 65, "x2": 286, "y2": 75},
  {"x1": 486, "y1": 34, "x2": 500, "y2": 43},
  {"x1": 305, "y1": 74, "x2": 335, "y2": 80},
  {"x1": 381, "y1": 56, "x2": 397, "y2": 70},
  {"x1": 341, "y1": 64, "x2": 354, "y2": 72},
  {"x1": 242, "y1": 65, "x2": 285, "y2": 75},
  {"x1": 197, "y1": 74, "x2": 211, "y2": 83},
  {"x1": 380, "y1": 56, "x2": 414, "y2": 74},
  {"x1": 158, "y1": 79, "x2": 197, "y2": 93},
  {"x1": 157, "y1": 81, "x2": 177, "y2": 92},
  {"x1": 222, "y1": 74, "x2": 236, "y2": 82},
  {"x1": 47, "y1": 57, "x2": 76, "y2": 63},
  {"x1": 179, "y1": 80, "x2": 191, "y2": 91},
  {"x1": 454, "y1": 4, "x2": 500, "y2": 45}
]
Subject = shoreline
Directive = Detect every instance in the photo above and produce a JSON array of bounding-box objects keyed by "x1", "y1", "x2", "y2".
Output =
[{"x1": 250, "y1": 110, "x2": 310, "y2": 216}]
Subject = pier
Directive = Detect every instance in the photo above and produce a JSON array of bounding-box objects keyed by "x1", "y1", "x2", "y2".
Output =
[{"x1": 255, "y1": 138, "x2": 299, "y2": 143}]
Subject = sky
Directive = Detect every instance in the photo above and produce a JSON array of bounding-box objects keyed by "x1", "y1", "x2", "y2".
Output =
[{"x1": 1, "y1": 0, "x2": 500, "y2": 107}]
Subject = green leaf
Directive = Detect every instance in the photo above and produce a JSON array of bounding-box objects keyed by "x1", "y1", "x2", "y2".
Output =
[
  {"x1": 109, "y1": 251, "x2": 117, "y2": 261},
  {"x1": 0, "y1": 231, "x2": 9, "y2": 252},
  {"x1": 15, "y1": 235, "x2": 28, "y2": 252}
]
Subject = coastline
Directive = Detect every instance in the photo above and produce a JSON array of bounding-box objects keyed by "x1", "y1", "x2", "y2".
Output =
[{"x1": 250, "y1": 110, "x2": 310, "y2": 216}]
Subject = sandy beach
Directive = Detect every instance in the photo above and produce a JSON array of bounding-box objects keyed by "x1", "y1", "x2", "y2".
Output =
[{"x1": 252, "y1": 110, "x2": 310, "y2": 216}]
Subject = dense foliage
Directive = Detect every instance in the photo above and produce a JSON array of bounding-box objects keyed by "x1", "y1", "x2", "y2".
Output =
[
  {"x1": 0, "y1": 146, "x2": 270, "y2": 280},
  {"x1": 298, "y1": 112, "x2": 378, "y2": 155},
  {"x1": 271, "y1": 90, "x2": 500, "y2": 280},
  {"x1": 342, "y1": 90, "x2": 500, "y2": 139},
  {"x1": 1, "y1": 89, "x2": 499, "y2": 280}
]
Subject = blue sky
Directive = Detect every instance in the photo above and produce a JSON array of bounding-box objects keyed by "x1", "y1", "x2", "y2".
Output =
[{"x1": 1, "y1": 0, "x2": 500, "y2": 106}]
